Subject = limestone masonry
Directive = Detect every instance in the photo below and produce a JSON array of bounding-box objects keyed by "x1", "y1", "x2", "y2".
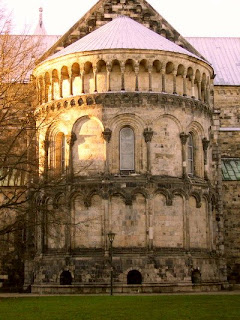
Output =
[{"x1": 1, "y1": 0, "x2": 240, "y2": 293}]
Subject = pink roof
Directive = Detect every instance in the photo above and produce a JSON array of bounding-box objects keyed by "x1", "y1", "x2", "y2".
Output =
[
  {"x1": 187, "y1": 37, "x2": 240, "y2": 86},
  {"x1": 47, "y1": 15, "x2": 201, "y2": 61}
]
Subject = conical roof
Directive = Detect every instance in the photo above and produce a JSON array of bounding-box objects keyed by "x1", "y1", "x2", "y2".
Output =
[{"x1": 47, "y1": 16, "x2": 201, "y2": 61}]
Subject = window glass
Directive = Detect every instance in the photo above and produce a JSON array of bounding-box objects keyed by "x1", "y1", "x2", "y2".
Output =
[
  {"x1": 120, "y1": 127, "x2": 134, "y2": 171},
  {"x1": 188, "y1": 133, "x2": 194, "y2": 175}
]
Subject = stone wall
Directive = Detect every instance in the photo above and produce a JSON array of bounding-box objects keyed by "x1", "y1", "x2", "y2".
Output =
[{"x1": 215, "y1": 85, "x2": 240, "y2": 283}]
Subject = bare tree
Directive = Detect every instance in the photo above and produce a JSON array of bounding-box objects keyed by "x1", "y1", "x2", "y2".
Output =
[{"x1": 0, "y1": 3, "x2": 45, "y2": 290}]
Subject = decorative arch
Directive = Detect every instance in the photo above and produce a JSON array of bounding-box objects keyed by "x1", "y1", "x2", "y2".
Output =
[
  {"x1": 189, "y1": 191, "x2": 202, "y2": 208},
  {"x1": 45, "y1": 123, "x2": 68, "y2": 175},
  {"x1": 152, "y1": 59, "x2": 161, "y2": 92},
  {"x1": 108, "y1": 113, "x2": 146, "y2": 174},
  {"x1": 71, "y1": 63, "x2": 81, "y2": 96},
  {"x1": 83, "y1": 61, "x2": 94, "y2": 93},
  {"x1": 187, "y1": 121, "x2": 205, "y2": 178},
  {"x1": 138, "y1": 59, "x2": 149, "y2": 91},
  {"x1": 71, "y1": 116, "x2": 105, "y2": 176},
  {"x1": 153, "y1": 192, "x2": 184, "y2": 248},
  {"x1": 61, "y1": 66, "x2": 70, "y2": 98},
  {"x1": 151, "y1": 114, "x2": 182, "y2": 177},
  {"x1": 111, "y1": 59, "x2": 121, "y2": 91},
  {"x1": 96, "y1": 59, "x2": 107, "y2": 92},
  {"x1": 189, "y1": 195, "x2": 208, "y2": 249},
  {"x1": 125, "y1": 59, "x2": 135, "y2": 91},
  {"x1": 72, "y1": 193, "x2": 103, "y2": 249}
]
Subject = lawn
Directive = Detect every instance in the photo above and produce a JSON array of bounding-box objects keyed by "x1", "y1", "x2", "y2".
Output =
[{"x1": 0, "y1": 295, "x2": 240, "y2": 320}]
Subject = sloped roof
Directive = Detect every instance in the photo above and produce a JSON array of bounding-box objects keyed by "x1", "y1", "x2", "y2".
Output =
[
  {"x1": 47, "y1": 16, "x2": 201, "y2": 62},
  {"x1": 222, "y1": 158, "x2": 240, "y2": 181},
  {"x1": 187, "y1": 37, "x2": 240, "y2": 86},
  {"x1": 41, "y1": 0, "x2": 203, "y2": 61}
]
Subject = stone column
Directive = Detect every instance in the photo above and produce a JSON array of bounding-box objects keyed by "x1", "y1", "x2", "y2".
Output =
[
  {"x1": 59, "y1": 77, "x2": 63, "y2": 98},
  {"x1": 106, "y1": 63, "x2": 111, "y2": 92},
  {"x1": 173, "y1": 70, "x2": 177, "y2": 94},
  {"x1": 202, "y1": 137, "x2": 210, "y2": 180},
  {"x1": 191, "y1": 76, "x2": 195, "y2": 98},
  {"x1": 134, "y1": 64, "x2": 139, "y2": 91},
  {"x1": 102, "y1": 194, "x2": 110, "y2": 252},
  {"x1": 93, "y1": 66, "x2": 98, "y2": 92},
  {"x1": 43, "y1": 80, "x2": 47, "y2": 103},
  {"x1": 143, "y1": 128, "x2": 153, "y2": 174},
  {"x1": 50, "y1": 76, "x2": 54, "y2": 101},
  {"x1": 185, "y1": 198, "x2": 190, "y2": 250},
  {"x1": 202, "y1": 81, "x2": 206, "y2": 102},
  {"x1": 70, "y1": 74, "x2": 74, "y2": 96},
  {"x1": 180, "y1": 132, "x2": 189, "y2": 178},
  {"x1": 39, "y1": 78, "x2": 43, "y2": 104},
  {"x1": 197, "y1": 80, "x2": 201, "y2": 100},
  {"x1": 120, "y1": 63, "x2": 125, "y2": 91},
  {"x1": 147, "y1": 197, "x2": 153, "y2": 250},
  {"x1": 43, "y1": 139, "x2": 49, "y2": 179},
  {"x1": 148, "y1": 66, "x2": 153, "y2": 92},
  {"x1": 161, "y1": 67, "x2": 166, "y2": 93},
  {"x1": 183, "y1": 72, "x2": 187, "y2": 96},
  {"x1": 102, "y1": 128, "x2": 112, "y2": 174},
  {"x1": 81, "y1": 71, "x2": 85, "y2": 94},
  {"x1": 66, "y1": 132, "x2": 77, "y2": 178}
]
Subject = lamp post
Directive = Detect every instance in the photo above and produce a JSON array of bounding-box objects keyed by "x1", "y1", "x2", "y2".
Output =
[{"x1": 108, "y1": 231, "x2": 115, "y2": 296}]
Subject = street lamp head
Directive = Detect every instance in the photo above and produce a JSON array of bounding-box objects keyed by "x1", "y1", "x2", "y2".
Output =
[{"x1": 107, "y1": 232, "x2": 115, "y2": 243}]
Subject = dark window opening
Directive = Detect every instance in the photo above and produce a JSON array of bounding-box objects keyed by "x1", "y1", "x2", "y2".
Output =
[
  {"x1": 60, "y1": 270, "x2": 72, "y2": 285},
  {"x1": 127, "y1": 270, "x2": 142, "y2": 284},
  {"x1": 191, "y1": 269, "x2": 201, "y2": 284}
]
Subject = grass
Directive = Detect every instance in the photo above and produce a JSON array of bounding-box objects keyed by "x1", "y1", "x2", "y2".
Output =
[{"x1": 0, "y1": 295, "x2": 240, "y2": 320}]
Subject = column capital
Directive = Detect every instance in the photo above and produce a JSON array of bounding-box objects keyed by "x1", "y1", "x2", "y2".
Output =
[
  {"x1": 120, "y1": 61, "x2": 125, "y2": 71},
  {"x1": 148, "y1": 65, "x2": 153, "y2": 73},
  {"x1": 143, "y1": 127, "x2": 154, "y2": 143},
  {"x1": 134, "y1": 65, "x2": 139, "y2": 74},
  {"x1": 66, "y1": 132, "x2": 77, "y2": 146},
  {"x1": 202, "y1": 137, "x2": 210, "y2": 151},
  {"x1": 106, "y1": 62, "x2": 112, "y2": 73},
  {"x1": 102, "y1": 128, "x2": 112, "y2": 143},
  {"x1": 180, "y1": 132, "x2": 189, "y2": 145}
]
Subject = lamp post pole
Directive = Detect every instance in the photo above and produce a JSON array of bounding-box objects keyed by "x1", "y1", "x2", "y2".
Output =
[{"x1": 108, "y1": 232, "x2": 115, "y2": 296}]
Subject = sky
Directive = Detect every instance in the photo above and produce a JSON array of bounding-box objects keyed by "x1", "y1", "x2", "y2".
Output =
[{"x1": 3, "y1": 0, "x2": 240, "y2": 37}]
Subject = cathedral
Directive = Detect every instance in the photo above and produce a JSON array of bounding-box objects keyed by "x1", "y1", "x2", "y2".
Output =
[{"x1": 1, "y1": 0, "x2": 240, "y2": 293}]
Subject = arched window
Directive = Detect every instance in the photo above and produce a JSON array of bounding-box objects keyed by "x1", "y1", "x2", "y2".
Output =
[
  {"x1": 188, "y1": 133, "x2": 194, "y2": 175},
  {"x1": 120, "y1": 127, "x2": 135, "y2": 172},
  {"x1": 60, "y1": 270, "x2": 72, "y2": 285},
  {"x1": 191, "y1": 269, "x2": 201, "y2": 284},
  {"x1": 55, "y1": 132, "x2": 65, "y2": 174},
  {"x1": 127, "y1": 270, "x2": 142, "y2": 284}
]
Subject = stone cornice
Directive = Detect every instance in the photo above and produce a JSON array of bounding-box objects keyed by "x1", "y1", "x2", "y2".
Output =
[{"x1": 35, "y1": 92, "x2": 213, "y2": 118}]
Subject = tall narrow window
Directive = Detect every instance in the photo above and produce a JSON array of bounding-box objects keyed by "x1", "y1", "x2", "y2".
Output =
[
  {"x1": 55, "y1": 132, "x2": 65, "y2": 174},
  {"x1": 61, "y1": 135, "x2": 65, "y2": 173},
  {"x1": 120, "y1": 127, "x2": 135, "y2": 172},
  {"x1": 188, "y1": 133, "x2": 194, "y2": 175}
]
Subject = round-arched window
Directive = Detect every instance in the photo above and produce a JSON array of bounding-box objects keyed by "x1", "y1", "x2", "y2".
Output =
[
  {"x1": 120, "y1": 127, "x2": 135, "y2": 172},
  {"x1": 60, "y1": 270, "x2": 72, "y2": 285},
  {"x1": 127, "y1": 270, "x2": 142, "y2": 284}
]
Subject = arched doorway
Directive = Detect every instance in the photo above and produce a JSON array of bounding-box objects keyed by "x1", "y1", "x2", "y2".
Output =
[
  {"x1": 127, "y1": 270, "x2": 142, "y2": 284},
  {"x1": 60, "y1": 270, "x2": 72, "y2": 285},
  {"x1": 191, "y1": 269, "x2": 201, "y2": 284}
]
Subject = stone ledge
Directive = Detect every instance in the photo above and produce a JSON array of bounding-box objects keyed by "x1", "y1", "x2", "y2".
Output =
[{"x1": 35, "y1": 92, "x2": 211, "y2": 117}]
